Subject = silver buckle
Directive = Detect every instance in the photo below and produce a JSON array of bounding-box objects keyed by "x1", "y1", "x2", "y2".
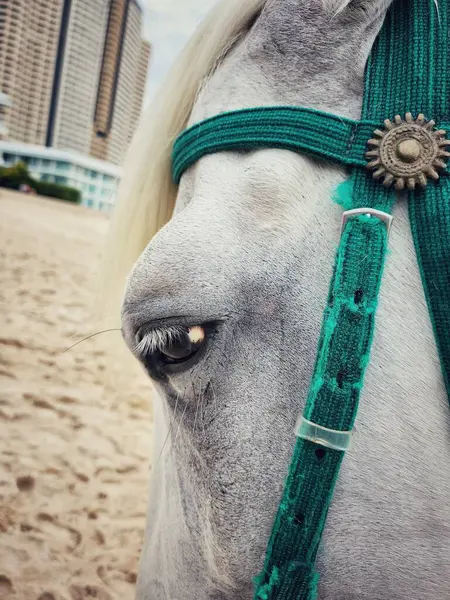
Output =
[{"x1": 341, "y1": 207, "x2": 393, "y2": 238}]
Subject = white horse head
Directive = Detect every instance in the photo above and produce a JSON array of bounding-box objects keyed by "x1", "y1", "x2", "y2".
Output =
[{"x1": 104, "y1": 0, "x2": 450, "y2": 598}]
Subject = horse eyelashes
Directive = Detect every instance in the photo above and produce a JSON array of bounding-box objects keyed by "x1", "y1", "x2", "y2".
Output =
[{"x1": 133, "y1": 325, "x2": 188, "y2": 357}]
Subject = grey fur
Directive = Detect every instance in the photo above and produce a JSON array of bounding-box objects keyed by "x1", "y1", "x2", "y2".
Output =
[{"x1": 122, "y1": 1, "x2": 450, "y2": 598}]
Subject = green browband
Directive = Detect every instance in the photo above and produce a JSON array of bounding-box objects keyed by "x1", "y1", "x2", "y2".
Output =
[
  {"x1": 173, "y1": 106, "x2": 450, "y2": 187},
  {"x1": 171, "y1": 0, "x2": 450, "y2": 598},
  {"x1": 172, "y1": 107, "x2": 379, "y2": 184}
]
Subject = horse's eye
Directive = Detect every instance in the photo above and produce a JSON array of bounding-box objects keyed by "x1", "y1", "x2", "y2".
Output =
[
  {"x1": 133, "y1": 324, "x2": 208, "y2": 375},
  {"x1": 160, "y1": 326, "x2": 205, "y2": 363}
]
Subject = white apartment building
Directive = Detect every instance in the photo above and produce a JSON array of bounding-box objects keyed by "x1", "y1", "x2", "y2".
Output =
[{"x1": 0, "y1": 140, "x2": 122, "y2": 212}]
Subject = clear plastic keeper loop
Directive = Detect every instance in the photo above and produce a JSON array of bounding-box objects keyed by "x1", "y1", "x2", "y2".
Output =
[{"x1": 295, "y1": 416, "x2": 354, "y2": 451}]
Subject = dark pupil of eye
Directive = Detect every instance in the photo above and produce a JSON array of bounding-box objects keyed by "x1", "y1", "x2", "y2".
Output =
[{"x1": 161, "y1": 331, "x2": 200, "y2": 362}]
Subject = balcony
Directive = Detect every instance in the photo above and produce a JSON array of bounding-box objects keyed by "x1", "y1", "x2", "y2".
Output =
[
  {"x1": 0, "y1": 121, "x2": 8, "y2": 137},
  {"x1": 0, "y1": 92, "x2": 12, "y2": 108}
]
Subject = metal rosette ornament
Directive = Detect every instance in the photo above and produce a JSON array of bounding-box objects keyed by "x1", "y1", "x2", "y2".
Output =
[{"x1": 365, "y1": 113, "x2": 450, "y2": 190}]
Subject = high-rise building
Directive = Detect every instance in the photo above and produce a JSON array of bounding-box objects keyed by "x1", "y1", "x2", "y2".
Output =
[
  {"x1": 0, "y1": 0, "x2": 150, "y2": 165},
  {"x1": 0, "y1": 92, "x2": 13, "y2": 138},
  {"x1": 90, "y1": 0, "x2": 129, "y2": 162},
  {"x1": 130, "y1": 40, "x2": 151, "y2": 146},
  {"x1": 47, "y1": 0, "x2": 111, "y2": 154},
  {"x1": 0, "y1": 0, "x2": 63, "y2": 144},
  {"x1": 91, "y1": 0, "x2": 151, "y2": 165}
]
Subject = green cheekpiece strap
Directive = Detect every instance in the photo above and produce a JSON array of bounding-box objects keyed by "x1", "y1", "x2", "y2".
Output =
[
  {"x1": 410, "y1": 180, "x2": 450, "y2": 396},
  {"x1": 406, "y1": 0, "x2": 450, "y2": 399},
  {"x1": 170, "y1": 0, "x2": 450, "y2": 598}
]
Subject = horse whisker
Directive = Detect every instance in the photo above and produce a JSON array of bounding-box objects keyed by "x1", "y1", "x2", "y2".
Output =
[
  {"x1": 62, "y1": 328, "x2": 122, "y2": 353},
  {"x1": 173, "y1": 398, "x2": 189, "y2": 446},
  {"x1": 154, "y1": 392, "x2": 180, "y2": 470}
]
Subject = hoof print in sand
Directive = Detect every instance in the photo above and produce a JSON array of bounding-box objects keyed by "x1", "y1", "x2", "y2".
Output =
[
  {"x1": 16, "y1": 475, "x2": 35, "y2": 492},
  {"x1": 0, "y1": 574, "x2": 13, "y2": 596},
  {"x1": 69, "y1": 584, "x2": 113, "y2": 600}
]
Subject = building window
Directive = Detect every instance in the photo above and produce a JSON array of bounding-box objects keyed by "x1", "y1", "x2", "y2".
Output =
[
  {"x1": 41, "y1": 174, "x2": 55, "y2": 183},
  {"x1": 56, "y1": 160, "x2": 69, "y2": 172}
]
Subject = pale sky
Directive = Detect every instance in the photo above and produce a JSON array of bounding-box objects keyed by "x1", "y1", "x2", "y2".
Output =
[{"x1": 138, "y1": 0, "x2": 220, "y2": 105}]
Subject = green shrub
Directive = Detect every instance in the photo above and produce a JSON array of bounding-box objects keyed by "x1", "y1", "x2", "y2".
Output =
[
  {"x1": 33, "y1": 180, "x2": 81, "y2": 203},
  {"x1": 0, "y1": 161, "x2": 33, "y2": 189},
  {"x1": 0, "y1": 161, "x2": 81, "y2": 204}
]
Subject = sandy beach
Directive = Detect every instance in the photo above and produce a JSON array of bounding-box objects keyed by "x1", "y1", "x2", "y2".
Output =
[{"x1": 0, "y1": 190, "x2": 153, "y2": 600}]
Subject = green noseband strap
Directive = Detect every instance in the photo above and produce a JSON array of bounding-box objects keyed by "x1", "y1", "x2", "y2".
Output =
[{"x1": 171, "y1": 0, "x2": 450, "y2": 598}]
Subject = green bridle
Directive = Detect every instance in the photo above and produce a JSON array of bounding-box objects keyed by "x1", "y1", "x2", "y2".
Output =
[{"x1": 171, "y1": 0, "x2": 450, "y2": 598}]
